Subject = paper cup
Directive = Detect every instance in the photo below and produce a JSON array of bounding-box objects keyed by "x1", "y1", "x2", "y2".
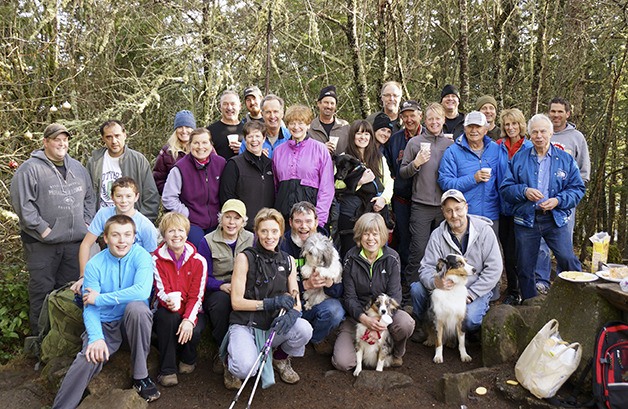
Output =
[
  {"x1": 420, "y1": 142, "x2": 431, "y2": 152},
  {"x1": 168, "y1": 291, "x2": 182, "y2": 311},
  {"x1": 481, "y1": 167, "x2": 492, "y2": 176},
  {"x1": 329, "y1": 136, "x2": 339, "y2": 148},
  {"x1": 380, "y1": 314, "x2": 393, "y2": 326},
  {"x1": 227, "y1": 134, "x2": 239, "y2": 143},
  {"x1": 444, "y1": 133, "x2": 454, "y2": 140}
]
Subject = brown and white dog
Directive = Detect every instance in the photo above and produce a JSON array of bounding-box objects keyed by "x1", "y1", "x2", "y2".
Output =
[
  {"x1": 427, "y1": 254, "x2": 475, "y2": 364},
  {"x1": 353, "y1": 294, "x2": 399, "y2": 376}
]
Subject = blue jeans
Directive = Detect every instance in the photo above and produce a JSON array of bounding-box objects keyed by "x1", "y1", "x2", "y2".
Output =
[
  {"x1": 409, "y1": 281, "x2": 492, "y2": 333},
  {"x1": 535, "y1": 208, "x2": 576, "y2": 284},
  {"x1": 515, "y1": 212, "x2": 580, "y2": 300},
  {"x1": 188, "y1": 224, "x2": 213, "y2": 251},
  {"x1": 301, "y1": 298, "x2": 345, "y2": 344}
]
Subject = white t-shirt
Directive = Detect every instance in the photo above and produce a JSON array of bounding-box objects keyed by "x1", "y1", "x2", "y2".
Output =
[{"x1": 100, "y1": 151, "x2": 122, "y2": 208}]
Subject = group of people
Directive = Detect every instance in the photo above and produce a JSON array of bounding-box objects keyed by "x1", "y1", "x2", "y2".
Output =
[{"x1": 9, "y1": 80, "x2": 589, "y2": 407}]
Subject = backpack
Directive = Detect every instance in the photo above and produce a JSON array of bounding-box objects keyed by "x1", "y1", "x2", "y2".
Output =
[
  {"x1": 39, "y1": 284, "x2": 85, "y2": 363},
  {"x1": 592, "y1": 321, "x2": 628, "y2": 409}
]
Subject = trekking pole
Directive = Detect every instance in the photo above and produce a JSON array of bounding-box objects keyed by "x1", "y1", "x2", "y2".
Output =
[{"x1": 228, "y1": 310, "x2": 286, "y2": 409}]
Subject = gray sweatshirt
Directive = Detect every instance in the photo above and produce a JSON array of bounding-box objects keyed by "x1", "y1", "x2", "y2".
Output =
[{"x1": 551, "y1": 122, "x2": 591, "y2": 183}]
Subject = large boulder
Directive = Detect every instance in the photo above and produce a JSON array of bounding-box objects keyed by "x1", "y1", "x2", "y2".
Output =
[
  {"x1": 527, "y1": 279, "x2": 622, "y2": 377},
  {"x1": 481, "y1": 304, "x2": 527, "y2": 367},
  {"x1": 437, "y1": 367, "x2": 492, "y2": 404},
  {"x1": 88, "y1": 347, "x2": 159, "y2": 395},
  {"x1": 77, "y1": 388, "x2": 147, "y2": 409}
]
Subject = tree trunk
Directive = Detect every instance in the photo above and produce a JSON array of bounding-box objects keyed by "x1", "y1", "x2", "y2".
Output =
[
  {"x1": 201, "y1": 0, "x2": 215, "y2": 126},
  {"x1": 457, "y1": 0, "x2": 470, "y2": 104},
  {"x1": 529, "y1": 0, "x2": 549, "y2": 116},
  {"x1": 493, "y1": 0, "x2": 515, "y2": 109},
  {"x1": 265, "y1": 3, "x2": 273, "y2": 94},
  {"x1": 346, "y1": 0, "x2": 370, "y2": 117},
  {"x1": 375, "y1": 0, "x2": 389, "y2": 95}
]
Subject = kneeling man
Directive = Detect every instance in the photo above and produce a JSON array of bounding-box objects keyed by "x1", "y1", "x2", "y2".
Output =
[
  {"x1": 53, "y1": 215, "x2": 159, "y2": 408},
  {"x1": 410, "y1": 189, "x2": 502, "y2": 339}
]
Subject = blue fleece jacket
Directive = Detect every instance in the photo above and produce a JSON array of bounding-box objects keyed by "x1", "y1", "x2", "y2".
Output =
[{"x1": 82, "y1": 244, "x2": 154, "y2": 344}]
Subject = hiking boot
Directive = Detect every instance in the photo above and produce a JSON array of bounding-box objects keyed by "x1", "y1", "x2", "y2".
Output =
[
  {"x1": 212, "y1": 354, "x2": 224, "y2": 374},
  {"x1": 312, "y1": 339, "x2": 333, "y2": 356},
  {"x1": 223, "y1": 362, "x2": 242, "y2": 390},
  {"x1": 535, "y1": 282, "x2": 550, "y2": 295},
  {"x1": 133, "y1": 376, "x2": 161, "y2": 402},
  {"x1": 391, "y1": 356, "x2": 403, "y2": 367},
  {"x1": 411, "y1": 327, "x2": 427, "y2": 344},
  {"x1": 273, "y1": 357, "x2": 300, "y2": 384},
  {"x1": 179, "y1": 361, "x2": 196, "y2": 374},
  {"x1": 157, "y1": 373, "x2": 178, "y2": 387},
  {"x1": 502, "y1": 294, "x2": 521, "y2": 306}
]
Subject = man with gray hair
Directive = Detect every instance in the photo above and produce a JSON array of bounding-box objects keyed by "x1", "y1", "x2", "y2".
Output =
[
  {"x1": 208, "y1": 90, "x2": 244, "y2": 159},
  {"x1": 367, "y1": 81, "x2": 403, "y2": 134},
  {"x1": 500, "y1": 114, "x2": 585, "y2": 301},
  {"x1": 239, "y1": 94, "x2": 291, "y2": 158}
]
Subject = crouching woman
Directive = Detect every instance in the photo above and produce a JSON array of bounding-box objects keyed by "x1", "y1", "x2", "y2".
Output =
[
  {"x1": 225, "y1": 208, "x2": 312, "y2": 389},
  {"x1": 332, "y1": 212, "x2": 415, "y2": 371},
  {"x1": 153, "y1": 212, "x2": 207, "y2": 387}
]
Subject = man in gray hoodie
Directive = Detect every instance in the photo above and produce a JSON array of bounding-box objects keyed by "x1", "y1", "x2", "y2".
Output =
[{"x1": 10, "y1": 123, "x2": 95, "y2": 334}]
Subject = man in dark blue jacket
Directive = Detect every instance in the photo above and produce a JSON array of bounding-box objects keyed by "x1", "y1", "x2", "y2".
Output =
[{"x1": 500, "y1": 114, "x2": 585, "y2": 301}]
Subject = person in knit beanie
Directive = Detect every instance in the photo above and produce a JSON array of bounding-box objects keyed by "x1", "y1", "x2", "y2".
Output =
[
  {"x1": 475, "y1": 95, "x2": 500, "y2": 140},
  {"x1": 153, "y1": 110, "x2": 197, "y2": 194},
  {"x1": 308, "y1": 85, "x2": 350, "y2": 154},
  {"x1": 372, "y1": 112, "x2": 393, "y2": 152},
  {"x1": 440, "y1": 84, "x2": 465, "y2": 138}
]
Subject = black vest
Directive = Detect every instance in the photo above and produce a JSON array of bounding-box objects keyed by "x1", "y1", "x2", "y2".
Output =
[{"x1": 229, "y1": 245, "x2": 292, "y2": 330}]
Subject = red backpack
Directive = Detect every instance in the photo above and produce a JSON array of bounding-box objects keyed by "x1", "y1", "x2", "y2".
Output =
[{"x1": 592, "y1": 321, "x2": 628, "y2": 409}]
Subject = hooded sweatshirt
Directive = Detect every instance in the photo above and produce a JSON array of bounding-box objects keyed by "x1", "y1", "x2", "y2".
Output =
[
  {"x1": 550, "y1": 122, "x2": 591, "y2": 183},
  {"x1": 10, "y1": 149, "x2": 94, "y2": 244}
]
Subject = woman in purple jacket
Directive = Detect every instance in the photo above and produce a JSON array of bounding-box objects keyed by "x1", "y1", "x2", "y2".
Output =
[
  {"x1": 162, "y1": 128, "x2": 226, "y2": 249},
  {"x1": 153, "y1": 110, "x2": 196, "y2": 194},
  {"x1": 272, "y1": 105, "x2": 335, "y2": 228}
]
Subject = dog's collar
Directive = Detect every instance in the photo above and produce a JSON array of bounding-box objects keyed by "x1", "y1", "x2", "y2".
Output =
[{"x1": 361, "y1": 329, "x2": 381, "y2": 345}]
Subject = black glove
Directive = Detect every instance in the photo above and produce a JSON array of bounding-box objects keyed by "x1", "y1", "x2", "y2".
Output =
[
  {"x1": 271, "y1": 308, "x2": 301, "y2": 335},
  {"x1": 263, "y1": 294, "x2": 295, "y2": 312}
]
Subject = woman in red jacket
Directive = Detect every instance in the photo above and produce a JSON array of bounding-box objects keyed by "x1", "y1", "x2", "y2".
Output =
[{"x1": 153, "y1": 212, "x2": 207, "y2": 387}]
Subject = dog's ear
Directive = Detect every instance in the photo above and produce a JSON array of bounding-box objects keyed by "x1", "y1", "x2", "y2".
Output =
[
  {"x1": 388, "y1": 297, "x2": 400, "y2": 312},
  {"x1": 436, "y1": 258, "x2": 447, "y2": 277}
]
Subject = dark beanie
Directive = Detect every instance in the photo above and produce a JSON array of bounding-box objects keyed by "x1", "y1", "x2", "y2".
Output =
[
  {"x1": 173, "y1": 110, "x2": 196, "y2": 130},
  {"x1": 373, "y1": 112, "x2": 393, "y2": 132},
  {"x1": 318, "y1": 85, "x2": 337, "y2": 102},
  {"x1": 440, "y1": 84, "x2": 460, "y2": 101}
]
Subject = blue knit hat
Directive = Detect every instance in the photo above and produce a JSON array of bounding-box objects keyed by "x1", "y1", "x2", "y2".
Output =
[{"x1": 173, "y1": 110, "x2": 196, "y2": 130}]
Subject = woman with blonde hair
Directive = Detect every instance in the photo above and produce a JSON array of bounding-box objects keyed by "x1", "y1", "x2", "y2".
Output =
[
  {"x1": 153, "y1": 110, "x2": 196, "y2": 194},
  {"x1": 332, "y1": 213, "x2": 414, "y2": 372}
]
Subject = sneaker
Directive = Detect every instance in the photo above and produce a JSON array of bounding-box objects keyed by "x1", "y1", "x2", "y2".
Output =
[
  {"x1": 179, "y1": 361, "x2": 196, "y2": 374},
  {"x1": 391, "y1": 356, "x2": 403, "y2": 367},
  {"x1": 157, "y1": 373, "x2": 178, "y2": 387},
  {"x1": 223, "y1": 362, "x2": 242, "y2": 390},
  {"x1": 133, "y1": 376, "x2": 161, "y2": 402},
  {"x1": 312, "y1": 339, "x2": 333, "y2": 356},
  {"x1": 502, "y1": 294, "x2": 521, "y2": 306},
  {"x1": 273, "y1": 357, "x2": 300, "y2": 384},
  {"x1": 535, "y1": 282, "x2": 550, "y2": 295},
  {"x1": 212, "y1": 354, "x2": 224, "y2": 374}
]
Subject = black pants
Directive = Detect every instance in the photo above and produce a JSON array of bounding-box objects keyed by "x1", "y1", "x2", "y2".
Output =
[
  {"x1": 203, "y1": 290, "x2": 232, "y2": 345},
  {"x1": 153, "y1": 307, "x2": 206, "y2": 375},
  {"x1": 498, "y1": 215, "x2": 519, "y2": 296}
]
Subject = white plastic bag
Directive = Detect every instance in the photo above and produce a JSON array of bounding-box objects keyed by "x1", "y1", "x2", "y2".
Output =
[{"x1": 515, "y1": 319, "x2": 582, "y2": 399}]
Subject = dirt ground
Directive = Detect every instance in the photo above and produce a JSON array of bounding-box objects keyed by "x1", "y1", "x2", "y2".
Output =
[{"x1": 0, "y1": 337, "x2": 528, "y2": 409}]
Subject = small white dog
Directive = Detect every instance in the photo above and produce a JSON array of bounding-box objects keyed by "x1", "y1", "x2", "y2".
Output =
[
  {"x1": 299, "y1": 233, "x2": 342, "y2": 310},
  {"x1": 427, "y1": 254, "x2": 476, "y2": 364},
  {"x1": 354, "y1": 294, "x2": 399, "y2": 377}
]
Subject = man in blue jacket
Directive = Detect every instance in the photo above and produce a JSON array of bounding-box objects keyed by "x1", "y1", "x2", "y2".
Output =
[
  {"x1": 53, "y1": 215, "x2": 159, "y2": 408},
  {"x1": 500, "y1": 114, "x2": 585, "y2": 301}
]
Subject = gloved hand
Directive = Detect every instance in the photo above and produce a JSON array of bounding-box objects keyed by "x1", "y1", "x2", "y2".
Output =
[
  {"x1": 263, "y1": 294, "x2": 295, "y2": 312},
  {"x1": 271, "y1": 308, "x2": 301, "y2": 335}
]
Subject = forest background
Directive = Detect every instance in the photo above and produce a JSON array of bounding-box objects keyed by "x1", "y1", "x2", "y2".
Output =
[{"x1": 0, "y1": 0, "x2": 627, "y2": 360}]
